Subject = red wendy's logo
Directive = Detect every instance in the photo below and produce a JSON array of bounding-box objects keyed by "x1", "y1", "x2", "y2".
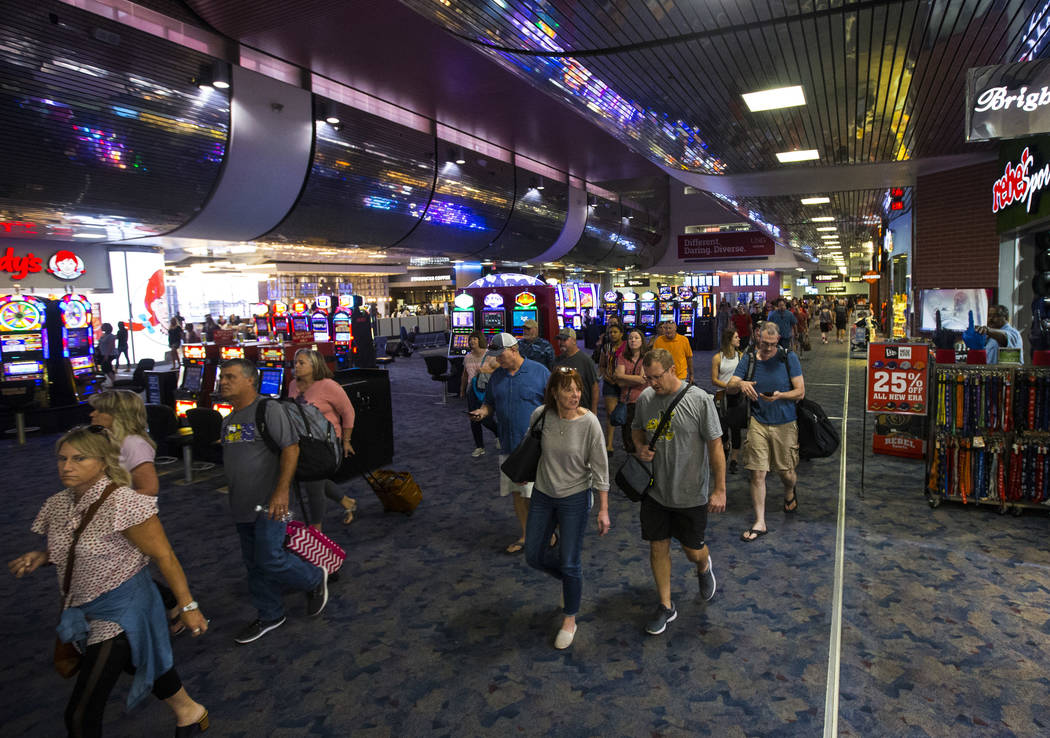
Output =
[{"x1": 47, "y1": 250, "x2": 86, "y2": 280}]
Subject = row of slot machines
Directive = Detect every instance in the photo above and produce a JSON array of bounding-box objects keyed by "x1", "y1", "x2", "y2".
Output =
[
  {"x1": 169, "y1": 342, "x2": 331, "y2": 419},
  {"x1": 0, "y1": 293, "x2": 101, "y2": 408},
  {"x1": 600, "y1": 289, "x2": 713, "y2": 336},
  {"x1": 554, "y1": 283, "x2": 599, "y2": 332},
  {"x1": 448, "y1": 290, "x2": 541, "y2": 356}
]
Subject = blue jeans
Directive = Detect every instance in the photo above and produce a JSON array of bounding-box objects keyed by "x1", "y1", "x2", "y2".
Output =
[
  {"x1": 236, "y1": 514, "x2": 323, "y2": 621},
  {"x1": 524, "y1": 488, "x2": 592, "y2": 616}
]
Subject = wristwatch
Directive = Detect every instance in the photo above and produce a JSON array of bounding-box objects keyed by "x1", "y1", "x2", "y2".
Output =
[{"x1": 181, "y1": 600, "x2": 200, "y2": 613}]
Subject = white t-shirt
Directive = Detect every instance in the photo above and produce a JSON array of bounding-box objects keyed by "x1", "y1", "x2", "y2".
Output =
[{"x1": 119, "y1": 434, "x2": 155, "y2": 472}]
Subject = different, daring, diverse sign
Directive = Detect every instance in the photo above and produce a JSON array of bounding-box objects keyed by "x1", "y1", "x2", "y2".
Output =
[
  {"x1": 967, "y1": 59, "x2": 1050, "y2": 142},
  {"x1": 677, "y1": 231, "x2": 775, "y2": 260},
  {"x1": 866, "y1": 343, "x2": 930, "y2": 415}
]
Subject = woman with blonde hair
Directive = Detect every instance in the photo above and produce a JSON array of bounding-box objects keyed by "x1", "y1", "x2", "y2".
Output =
[
  {"x1": 711, "y1": 327, "x2": 743, "y2": 473},
  {"x1": 9, "y1": 425, "x2": 210, "y2": 736},
  {"x1": 288, "y1": 349, "x2": 357, "y2": 529}
]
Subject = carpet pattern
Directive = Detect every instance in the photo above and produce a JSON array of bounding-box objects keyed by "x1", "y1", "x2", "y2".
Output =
[{"x1": 1, "y1": 336, "x2": 1048, "y2": 736}]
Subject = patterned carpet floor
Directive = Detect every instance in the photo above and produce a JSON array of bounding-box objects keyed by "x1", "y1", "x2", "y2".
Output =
[{"x1": 1, "y1": 336, "x2": 1048, "y2": 737}]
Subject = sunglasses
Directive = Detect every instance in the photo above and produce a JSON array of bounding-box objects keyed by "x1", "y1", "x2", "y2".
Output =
[{"x1": 556, "y1": 366, "x2": 578, "y2": 375}]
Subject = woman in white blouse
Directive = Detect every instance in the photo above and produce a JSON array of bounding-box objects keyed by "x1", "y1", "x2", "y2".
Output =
[{"x1": 9, "y1": 426, "x2": 210, "y2": 737}]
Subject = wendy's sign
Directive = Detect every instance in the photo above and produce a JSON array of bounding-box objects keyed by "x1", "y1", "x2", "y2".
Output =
[{"x1": 677, "y1": 231, "x2": 775, "y2": 260}]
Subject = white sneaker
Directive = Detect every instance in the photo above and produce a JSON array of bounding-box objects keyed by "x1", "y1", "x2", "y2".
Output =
[
  {"x1": 471, "y1": 447, "x2": 485, "y2": 458},
  {"x1": 554, "y1": 625, "x2": 576, "y2": 650}
]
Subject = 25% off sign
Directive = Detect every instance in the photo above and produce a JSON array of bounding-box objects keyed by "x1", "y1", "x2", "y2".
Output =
[{"x1": 866, "y1": 343, "x2": 930, "y2": 415}]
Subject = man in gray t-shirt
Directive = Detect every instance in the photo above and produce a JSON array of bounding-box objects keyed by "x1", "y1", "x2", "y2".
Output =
[
  {"x1": 631, "y1": 348, "x2": 726, "y2": 636},
  {"x1": 218, "y1": 358, "x2": 328, "y2": 645}
]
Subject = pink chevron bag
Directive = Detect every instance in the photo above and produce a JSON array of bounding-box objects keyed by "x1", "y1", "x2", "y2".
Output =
[{"x1": 286, "y1": 520, "x2": 346, "y2": 573}]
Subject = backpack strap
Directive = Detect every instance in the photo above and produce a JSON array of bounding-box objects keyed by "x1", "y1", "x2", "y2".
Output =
[{"x1": 254, "y1": 397, "x2": 281, "y2": 455}]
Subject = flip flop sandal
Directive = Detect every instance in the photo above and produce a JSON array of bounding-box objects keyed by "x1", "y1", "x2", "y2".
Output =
[
  {"x1": 342, "y1": 509, "x2": 355, "y2": 525},
  {"x1": 783, "y1": 488, "x2": 799, "y2": 513},
  {"x1": 505, "y1": 541, "x2": 525, "y2": 554},
  {"x1": 740, "y1": 528, "x2": 769, "y2": 542}
]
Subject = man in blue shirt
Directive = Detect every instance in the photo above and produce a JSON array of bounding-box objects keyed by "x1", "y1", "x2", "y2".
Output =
[
  {"x1": 976, "y1": 304, "x2": 1023, "y2": 364},
  {"x1": 727, "y1": 323, "x2": 805, "y2": 542},
  {"x1": 518, "y1": 318, "x2": 555, "y2": 369},
  {"x1": 768, "y1": 299, "x2": 798, "y2": 351},
  {"x1": 470, "y1": 333, "x2": 550, "y2": 553}
]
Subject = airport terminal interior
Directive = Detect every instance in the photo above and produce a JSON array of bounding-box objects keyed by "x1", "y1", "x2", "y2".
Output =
[{"x1": 2, "y1": 0, "x2": 1050, "y2": 736}]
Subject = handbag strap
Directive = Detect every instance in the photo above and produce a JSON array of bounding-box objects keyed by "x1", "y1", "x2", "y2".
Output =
[
  {"x1": 645, "y1": 383, "x2": 692, "y2": 452},
  {"x1": 61, "y1": 482, "x2": 120, "y2": 602},
  {"x1": 529, "y1": 407, "x2": 547, "y2": 437}
]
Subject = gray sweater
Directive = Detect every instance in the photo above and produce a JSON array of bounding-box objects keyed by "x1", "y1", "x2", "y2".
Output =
[{"x1": 530, "y1": 406, "x2": 610, "y2": 497}]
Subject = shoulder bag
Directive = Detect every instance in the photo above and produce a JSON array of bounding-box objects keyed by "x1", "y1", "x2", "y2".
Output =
[
  {"x1": 500, "y1": 409, "x2": 547, "y2": 484},
  {"x1": 54, "y1": 482, "x2": 120, "y2": 678},
  {"x1": 615, "y1": 383, "x2": 691, "y2": 502},
  {"x1": 609, "y1": 355, "x2": 641, "y2": 427},
  {"x1": 776, "y1": 351, "x2": 839, "y2": 459}
]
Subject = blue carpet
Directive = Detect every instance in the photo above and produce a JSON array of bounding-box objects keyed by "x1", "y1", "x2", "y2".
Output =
[{"x1": 1, "y1": 337, "x2": 1049, "y2": 736}]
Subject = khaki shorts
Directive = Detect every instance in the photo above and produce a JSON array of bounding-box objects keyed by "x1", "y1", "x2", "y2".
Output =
[
  {"x1": 742, "y1": 419, "x2": 799, "y2": 472},
  {"x1": 498, "y1": 454, "x2": 534, "y2": 498}
]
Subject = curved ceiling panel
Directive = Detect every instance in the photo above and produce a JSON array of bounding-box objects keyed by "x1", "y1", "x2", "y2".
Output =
[
  {"x1": 265, "y1": 99, "x2": 435, "y2": 247},
  {"x1": 563, "y1": 195, "x2": 622, "y2": 265},
  {"x1": 0, "y1": 0, "x2": 229, "y2": 241},
  {"x1": 395, "y1": 140, "x2": 515, "y2": 255},
  {"x1": 613, "y1": 205, "x2": 662, "y2": 270},
  {"x1": 482, "y1": 168, "x2": 568, "y2": 262}
]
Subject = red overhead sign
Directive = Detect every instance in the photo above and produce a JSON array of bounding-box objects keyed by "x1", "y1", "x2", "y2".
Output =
[{"x1": 677, "y1": 231, "x2": 775, "y2": 260}]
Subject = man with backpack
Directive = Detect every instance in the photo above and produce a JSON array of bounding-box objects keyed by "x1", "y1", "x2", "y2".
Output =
[
  {"x1": 726, "y1": 323, "x2": 805, "y2": 543},
  {"x1": 217, "y1": 358, "x2": 330, "y2": 645}
]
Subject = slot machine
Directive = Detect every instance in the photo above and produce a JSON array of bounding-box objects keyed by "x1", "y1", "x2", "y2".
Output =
[
  {"x1": 46, "y1": 294, "x2": 99, "y2": 405},
  {"x1": 250, "y1": 302, "x2": 270, "y2": 340},
  {"x1": 257, "y1": 347, "x2": 286, "y2": 398},
  {"x1": 331, "y1": 304, "x2": 353, "y2": 369},
  {"x1": 0, "y1": 294, "x2": 50, "y2": 406},
  {"x1": 553, "y1": 284, "x2": 564, "y2": 330},
  {"x1": 289, "y1": 300, "x2": 310, "y2": 337},
  {"x1": 676, "y1": 288, "x2": 696, "y2": 338},
  {"x1": 448, "y1": 292, "x2": 475, "y2": 357},
  {"x1": 210, "y1": 346, "x2": 245, "y2": 416},
  {"x1": 620, "y1": 291, "x2": 638, "y2": 329},
  {"x1": 270, "y1": 301, "x2": 289, "y2": 338},
  {"x1": 602, "y1": 290, "x2": 619, "y2": 325},
  {"x1": 576, "y1": 283, "x2": 597, "y2": 325},
  {"x1": 480, "y1": 291, "x2": 507, "y2": 341},
  {"x1": 696, "y1": 292, "x2": 714, "y2": 318},
  {"x1": 310, "y1": 302, "x2": 331, "y2": 343},
  {"x1": 174, "y1": 344, "x2": 209, "y2": 419},
  {"x1": 510, "y1": 290, "x2": 538, "y2": 337},
  {"x1": 558, "y1": 283, "x2": 581, "y2": 331},
  {"x1": 638, "y1": 291, "x2": 658, "y2": 331},
  {"x1": 658, "y1": 288, "x2": 676, "y2": 325}
]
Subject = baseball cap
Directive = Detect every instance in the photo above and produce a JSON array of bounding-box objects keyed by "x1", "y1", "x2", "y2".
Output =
[
  {"x1": 487, "y1": 332, "x2": 519, "y2": 354},
  {"x1": 556, "y1": 327, "x2": 576, "y2": 341},
  {"x1": 522, "y1": 318, "x2": 538, "y2": 329}
]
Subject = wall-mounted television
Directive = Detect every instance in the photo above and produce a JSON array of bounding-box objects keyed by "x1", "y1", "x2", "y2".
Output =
[{"x1": 919, "y1": 289, "x2": 990, "y2": 332}]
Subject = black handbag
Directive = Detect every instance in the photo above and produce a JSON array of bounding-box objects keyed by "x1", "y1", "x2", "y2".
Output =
[
  {"x1": 615, "y1": 384, "x2": 691, "y2": 502},
  {"x1": 500, "y1": 409, "x2": 547, "y2": 484},
  {"x1": 610, "y1": 401, "x2": 628, "y2": 427}
]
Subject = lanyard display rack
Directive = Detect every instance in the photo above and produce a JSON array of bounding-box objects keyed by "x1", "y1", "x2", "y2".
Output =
[{"x1": 925, "y1": 364, "x2": 1050, "y2": 514}]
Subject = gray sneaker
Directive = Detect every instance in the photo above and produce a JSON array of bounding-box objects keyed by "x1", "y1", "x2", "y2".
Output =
[
  {"x1": 699, "y1": 558, "x2": 716, "y2": 601},
  {"x1": 645, "y1": 603, "x2": 677, "y2": 635},
  {"x1": 234, "y1": 616, "x2": 286, "y2": 644}
]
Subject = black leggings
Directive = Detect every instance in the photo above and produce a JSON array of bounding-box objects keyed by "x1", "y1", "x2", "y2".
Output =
[
  {"x1": 65, "y1": 633, "x2": 181, "y2": 738},
  {"x1": 466, "y1": 389, "x2": 498, "y2": 448}
]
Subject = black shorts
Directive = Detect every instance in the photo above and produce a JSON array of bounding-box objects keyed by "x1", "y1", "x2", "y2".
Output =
[{"x1": 640, "y1": 495, "x2": 708, "y2": 550}]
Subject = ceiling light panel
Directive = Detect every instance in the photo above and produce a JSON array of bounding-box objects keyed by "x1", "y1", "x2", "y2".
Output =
[
  {"x1": 801, "y1": 197, "x2": 831, "y2": 205},
  {"x1": 775, "y1": 149, "x2": 819, "y2": 163},
  {"x1": 742, "y1": 85, "x2": 806, "y2": 112},
  {"x1": 810, "y1": 217, "x2": 836, "y2": 223}
]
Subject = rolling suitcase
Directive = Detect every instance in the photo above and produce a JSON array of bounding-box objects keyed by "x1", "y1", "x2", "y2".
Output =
[{"x1": 364, "y1": 468, "x2": 422, "y2": 514}]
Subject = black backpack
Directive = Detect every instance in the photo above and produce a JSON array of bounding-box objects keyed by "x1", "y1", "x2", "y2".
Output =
[
  {"x1": 772, "y1": 349, "x2": 839, "y2": 460},
  {"x1": 255, "y1": 398, "x2": 342, "y2": 481}
]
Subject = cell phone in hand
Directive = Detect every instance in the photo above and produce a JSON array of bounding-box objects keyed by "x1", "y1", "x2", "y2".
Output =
[{"x1": 761, "y1": 391, "x2": 776, "y2": 397}]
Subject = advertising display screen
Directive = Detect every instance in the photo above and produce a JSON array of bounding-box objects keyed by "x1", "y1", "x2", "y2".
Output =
[
  {"x1": 919, "y1": 289, "x2": 989, "y2": 332},
  {"x1": 259, "y1": 368, "x2": 283, "y2": 397}
]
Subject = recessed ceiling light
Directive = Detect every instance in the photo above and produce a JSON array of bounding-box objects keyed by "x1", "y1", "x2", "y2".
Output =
[
  {"x1": 801, "y1": 197, "x2": 831, "y2": 205},
  {"x1": 816, "y1": 226, "x2": 837, "y2": 232},
  {"x1": 742, "y1": 85, "x2": 806, "y2": 112},
  {"x1": 821, "y1": 234, "x2": 839, "y2": 240},
  {"x1": 810, "y1": 216, "x2": 835, "y2": 223},
  {"x1": 775, "y1": 149, "x2": 819, "y2": 163}
]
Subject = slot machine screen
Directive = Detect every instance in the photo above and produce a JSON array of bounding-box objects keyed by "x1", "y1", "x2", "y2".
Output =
[
  {"x1": 4, "y1": 361, "x2": 43, "y2": 377},
  {"x1": 311, "y1": 314, "x2": 329, "y2": 331},
  {"x1": 334, "y1": 328, "x2": 351, "y2": 342},
  {"x1": 453, "y1": 311, "x2": 475, "y2": 328},
  {"x1": 512, "y1": 309, "x2": 537, "y2": 329},
  {"x1": 184, "y1": 345, "x2": 207, "y2": 361},
  {"x1": 292, "y1": 316, "x2": 309, "y2": 332},
  {"x1": 258, "y1": 368, "x2": 283, "y2": 397},
  {"x1": 273, "y1": 317, "x2": 289, "y2": 333},
  {"x1": 70, "y1": 356, "x2": 94, "y2": 372},
  {"x1": 2, "y1": 334, "x2": 41, "y2": 355},
  {"x1": 452, "y1": 334, "x2": 471, "y2": 350},
  {"x1": 255, "y1": 317, "x2": 269, "y2": 333},
  {"x1": 482, "y1": 311, "x2": 505, "y2": 330},
  {"x1": 65, "y1": 329, "x2": 90, "y2": 351},
  {"x1": 181, "y1": 365, "x2": 203, "y2": 393}
]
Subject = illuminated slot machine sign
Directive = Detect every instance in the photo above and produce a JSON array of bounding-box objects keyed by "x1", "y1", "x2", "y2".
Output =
[
  {"x1": 577, "y1": 284, "x2": 597, "y2": 323},
  {"x1": 250, "y1": 302, "x2": 270, "y2": 339},
  {"x1": 658, "y1": 288, "x2": 676, "y2": 324},
  {"x1": 58, "y1": 295, "x2": 94, "y2": 380},
  {"x1": 620, "y1": 291, "x2": 638, "y2": 328},
  {"x1": 257, "y1": 347, "x2": 285, "y2": 397},
  {"x1": 0, "y1": 295, "x2": 49, "y2": 385},
  {"x1": 290, "y1": 300, "x2": 310, "y2": 335},
  {"x1": 331, "y1": 307, "x2": 352, "y2": 368},
  {"x1": 481, "y1": 292, "x2": 506, "y2": 339},
  {"x1": 310, "y1": 310, "x2": 330, "y2": 342},
  {"x1": 559, "y1": 283, "x2": 581, "y2": 330},
  {"x1": 510, "y1": 291, "x2": 537, "y2": 337},
  {"x1": 449, "y1": 292, "x2": 475, "y2": 356},
  {"x1": 638, "y1": 292, "x2": 658, "y2": 329},
  {"x1": 174, "y1": 344, "x2": 208, "y2": 419},
  {"x1": 676, "y1": 288, "x2": 696, "y2": 336},
  {"x1": 270, "y1": 301, "x2": 289, "y2": 336},
  {"x1": 696, "y1": 292, "x2": 714, "y2": 317}
]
